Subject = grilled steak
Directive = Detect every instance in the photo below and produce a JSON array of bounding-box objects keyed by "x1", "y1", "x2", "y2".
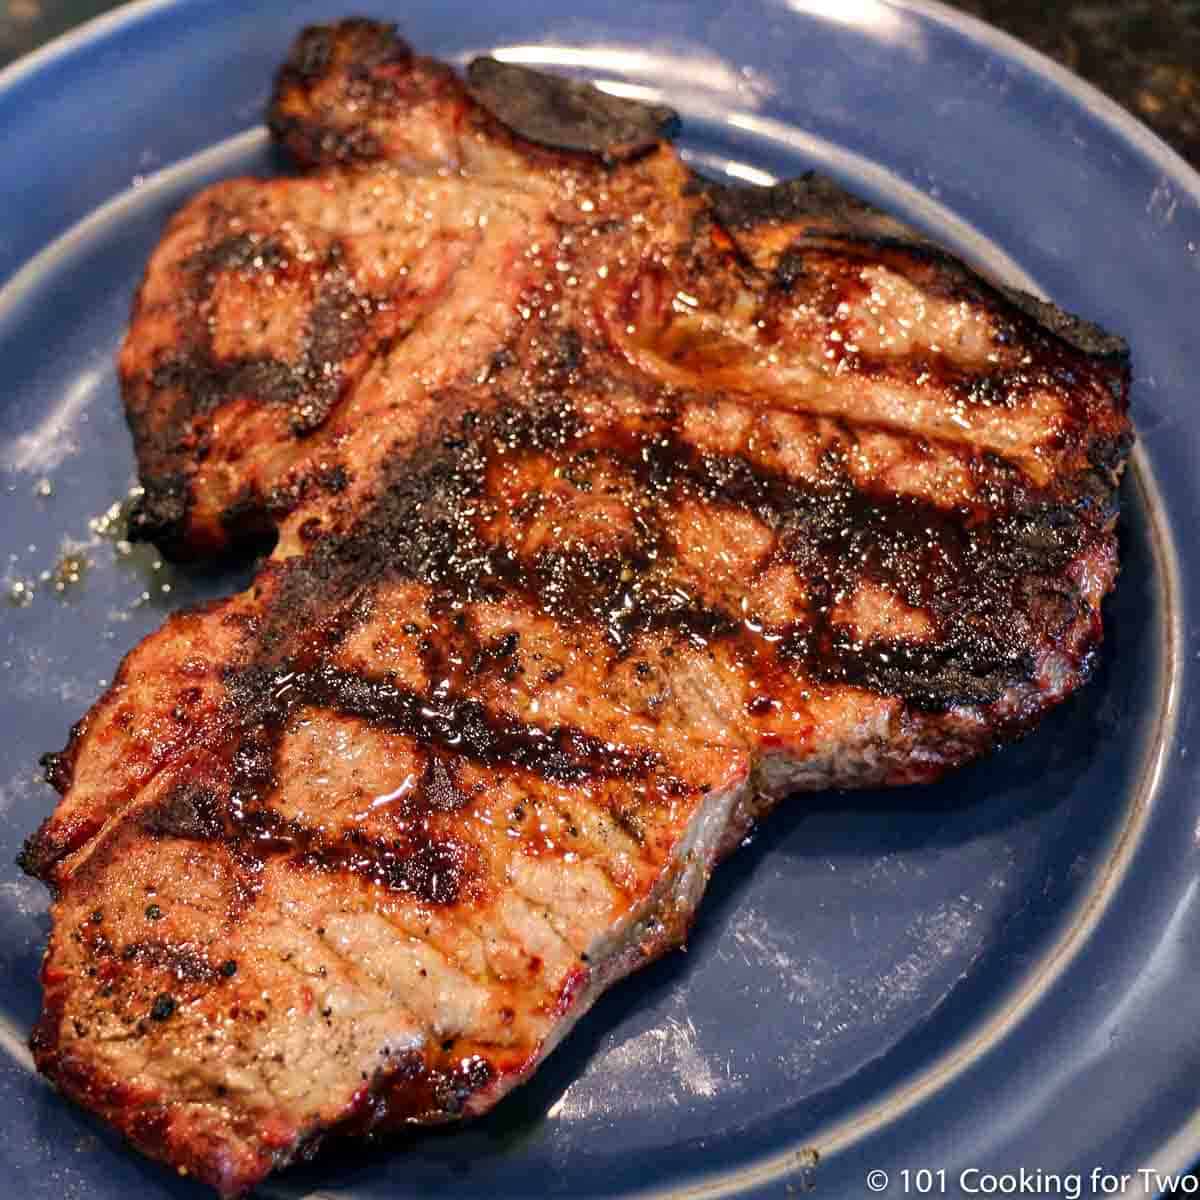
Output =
[{"x1": 20, "y1": 20, "x2": 1132, "y2": 1197}]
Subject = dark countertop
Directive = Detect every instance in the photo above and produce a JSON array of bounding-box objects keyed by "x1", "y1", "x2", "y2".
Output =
[
  {"x1": 1, "y1": 1, "x2": 1198, "y2": 169},
  {"x1": 956, "y1": 0, "x2": 1200, "y2": 167}
]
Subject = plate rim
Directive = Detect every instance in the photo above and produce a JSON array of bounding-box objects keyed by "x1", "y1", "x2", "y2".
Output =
[
  {"x1": 655, "y1": 448, "x2": 1184, "y2": 1198},
  {"x1": 0, "y1": 1, "x2": 1197, "y2": 1195},
  {"x1": 3, "y1": 0, "x2": 1200, "y2": 221}
]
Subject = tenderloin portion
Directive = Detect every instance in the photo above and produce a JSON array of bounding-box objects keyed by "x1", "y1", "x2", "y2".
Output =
[{"x1": 22, "y1": 20, "x2": 1132, "y2": 1198}]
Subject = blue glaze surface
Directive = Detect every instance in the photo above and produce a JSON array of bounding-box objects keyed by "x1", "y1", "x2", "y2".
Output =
[{"x1": 0, "y1": 3, "x2": 1196, "y2": 1197}]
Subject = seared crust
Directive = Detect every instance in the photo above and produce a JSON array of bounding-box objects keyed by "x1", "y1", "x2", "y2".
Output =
[
  {"x1": 23, "y1": 20, "x2": 1132, "y2": 1197},
  {"x1": 464, "y1": 57, "x2": 679, "y2": 161}
]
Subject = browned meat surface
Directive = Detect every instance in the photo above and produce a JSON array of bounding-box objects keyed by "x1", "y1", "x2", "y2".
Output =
[{"x1": 20, "y1": 20, "x2": 1132, "y2": 1198}]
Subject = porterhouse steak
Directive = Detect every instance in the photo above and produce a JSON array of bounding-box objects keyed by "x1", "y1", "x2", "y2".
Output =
[{"x1": 20, "y1": 20, "x2": 1132, "y2": 1196}]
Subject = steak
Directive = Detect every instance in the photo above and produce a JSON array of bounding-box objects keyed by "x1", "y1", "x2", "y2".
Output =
[{"x1": 20, "y1": 20, "x2": 1132, "y2": 1197}]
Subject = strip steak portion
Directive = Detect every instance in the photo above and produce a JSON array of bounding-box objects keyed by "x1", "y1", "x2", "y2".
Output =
[{"x1": 21, "y1": 20, "x2": 1132, "y2": 1197}]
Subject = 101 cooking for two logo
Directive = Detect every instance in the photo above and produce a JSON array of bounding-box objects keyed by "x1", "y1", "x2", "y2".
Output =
[{"x1": 864, "y1": 1167, "x2": 1200, "y2": 1196}]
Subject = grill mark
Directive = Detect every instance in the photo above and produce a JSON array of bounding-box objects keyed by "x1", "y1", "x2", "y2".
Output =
[
  {"x1": 680, "y1": 397, "x2": 1091, "y2": 510},
  {"x1": 147, "y1": 353, "x2": 300, "y2": 416},
  {"x1": 654, "y1": 236, "x2": 1128, "y2": 453},
  {"x1": 186, "y1": 232, "x2": 290, "y2": 279},
  {"x1": 291, "y1": 250, "x2": 376, "y2": 435},
  {"x1": 253, "y1": 387, "x2": 1105, "y2": 708},
  {"x1": 121, "y1": 363, "x2": 1113, "y2": 922},
  {"x1": 247, "y1": 807, "x2": 474, "y2": 908},
  {"x1": 688, "y1": 445, "x2": 1101, "y2": 705},
  {"x1": 138, "y1": 764, "x2": 476, "y2": 909},
  {"x1": 150, "y1": 242, "x2": 375, "y2": 437},
  {"x1": 225, "y1": 663, "x2": 669, "y2": 788},
  {"x1": 120, "y1": 656, "x2": 678, "y2": 908},
  {"x1": 129, "y1": 232, "x2": 381, "y2": 550},
  {"x1": 641, "y1": 433, "x2": 1095, "y2": 700},
  {"x1": 254, "y1": 392, "x2": 587, "y2": 652},
  {"x1": 142, "y1": 781, "x2": 225, "y2": 841}
]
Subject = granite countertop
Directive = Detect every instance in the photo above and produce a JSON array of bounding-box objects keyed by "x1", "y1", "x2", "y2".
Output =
[
  {"x1": 958, "y1": 0, "x2": 1200, "y2": 167},
  {"x1": 1, "y1": 0, "x2": 1198, "y2": 170}
]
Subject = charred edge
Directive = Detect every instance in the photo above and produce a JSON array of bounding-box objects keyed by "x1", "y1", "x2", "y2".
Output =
[
  {"x1": 466, "y1": 57, "x2": 678, "y2": 164},
  {"x1": 698, "y1": 171, "x2": 911, "y2": 233},
  {"x1": 285, "y1": 18, "x2": 415, "y2": 87},
  {"x1": 127, "y1": 472, "x2": 193, "y2": 555},
  {"x1": 702, "y1": 171, "x2": 1130, "y2": 370},
  {"x1": 19, "y1": 808, "x2": 106, "y2": 885},
  {"x1": 795, "y1": 230, "x2": 1131, "y2": 371},
  {"x1": 132, "y1": 241, "x2": 373, "y2": 553},
  {"x1": 13, "y1": 842, "x2": 35, "y2": 879},
  {"x1": 218, "y1": 489, "x2": 280, "y2": 554},
  {"x1": 998, "y1": 286, "x2": 1130, "y2": 364},
  {"x1": 15, "y1": 825, "x2": 60, "y2": 883},
  {"x1": 39, "y1": 747, "x2": 74, "y2": 793},
  {"x1": 1088, "y1": 427, "x2": 1136, "y2": 477},
  {"x1": 268, "y1": 20, "x2": 413, "y2": 165},
  {"x1": 28, "y1": 1000, "x2": 62, "y2": 1067},
  {"x1": 338, "y1": 1048, "x2": 496, "y2": 1137}
]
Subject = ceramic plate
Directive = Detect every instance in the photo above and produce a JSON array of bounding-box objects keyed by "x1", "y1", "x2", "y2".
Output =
[{"x1": 1, "y1": 2, "x2": 1197, "y2": 1196}]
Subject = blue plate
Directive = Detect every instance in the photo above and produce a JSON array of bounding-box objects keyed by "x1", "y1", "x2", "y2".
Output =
[{"x1": 1, "y1": 3, "x2": 1197, "y2": 1197}]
